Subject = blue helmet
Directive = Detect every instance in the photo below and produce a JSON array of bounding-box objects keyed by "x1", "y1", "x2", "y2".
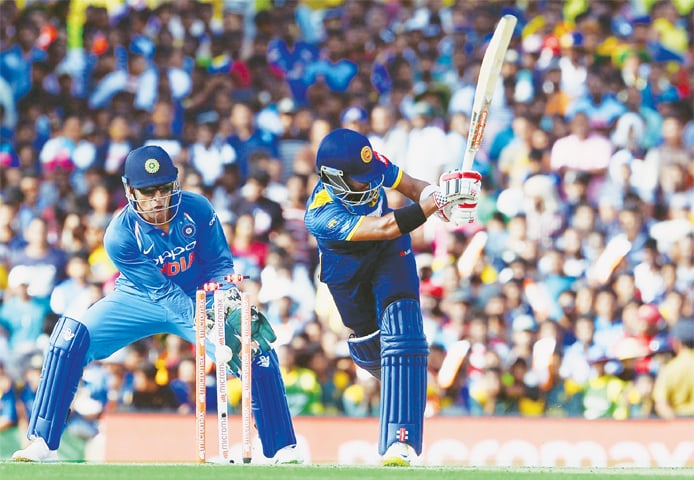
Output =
[
  {"x1": 122, "y1": 145, "x2": 181, "y2": 225},
  {"x1": 315, "y1": 128, "x2": 386, "y2": 207}
]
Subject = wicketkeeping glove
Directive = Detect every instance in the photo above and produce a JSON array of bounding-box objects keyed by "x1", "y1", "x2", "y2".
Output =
[
  {"x1": 226, "y1": 304, "x2": 276, "y2": 354},
  {"x1": 206, "y1": 287, "x2": 277, "y2": 374},
  {"x1": 223, "y1": 329, "x2": 242, "y2": 374},
  {"x1": 439, "y1": 170, "x2": 482, "y2": 225}
]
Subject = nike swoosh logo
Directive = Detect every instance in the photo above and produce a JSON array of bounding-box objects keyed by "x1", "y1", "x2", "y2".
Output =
[{"x1": 143, "y1": 245, "x2": 154, "y2": 255}]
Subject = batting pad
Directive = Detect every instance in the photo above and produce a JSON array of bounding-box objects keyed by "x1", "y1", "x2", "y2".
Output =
[
  {"x1": 347, "y1": 330, "x2": 381, "y2": 379},
  {"x1": 379, "y1": 298, "x2": 428, "y2": 455},
  {"x1": 251, "y1": 349, "x2": 297, "y2": 458},
  {"x1": 28, "y1": 316, "x2": 90, "y2": 450}
]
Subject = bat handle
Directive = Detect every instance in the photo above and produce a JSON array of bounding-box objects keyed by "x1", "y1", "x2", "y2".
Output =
[{"x1": 461, "y1": 150, "x2": 476, "y2": 172}]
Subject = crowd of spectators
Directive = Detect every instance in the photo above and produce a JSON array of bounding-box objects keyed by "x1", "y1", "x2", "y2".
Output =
[{"x1": 1, "y1": 0, "x2": 694, "y2": 457}]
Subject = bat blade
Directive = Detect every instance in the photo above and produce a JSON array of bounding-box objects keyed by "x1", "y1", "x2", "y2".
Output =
[
  {"x1": 456, "y1": 230, "x2": 488, "y2": 278},
  {"x1": 462, "y1": 14, "x2": 517, "y2": 171},
  {"x1": 587, "y1": 234, "x2": 632, "y2": 285}
]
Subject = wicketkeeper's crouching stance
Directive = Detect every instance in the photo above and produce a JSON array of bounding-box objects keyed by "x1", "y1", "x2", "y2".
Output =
[
  {"x1": 304, "y1": 129, "x2": 480, "y2": 466},
  {"x1": 12, "y1": 145, "x2": 299, "y2": 463}
]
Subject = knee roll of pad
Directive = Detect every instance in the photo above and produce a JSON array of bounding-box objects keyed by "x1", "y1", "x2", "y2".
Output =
[
  {"x1": 348, "y1": 330, "x2": 381, "y2": 379},
  {"x1": 28, "y1": 316, "x2": 90, "y2": 450},
  {"x1": 380, "y1": 298, "x2": 428, "y2": 356},
  {"x1": 379, "y1": 298, "x2": 428, "y2": 456}
]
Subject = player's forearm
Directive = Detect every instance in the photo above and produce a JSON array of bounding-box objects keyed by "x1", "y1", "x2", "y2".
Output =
[
  {"x1": 418, "y1": 194, "x2": 439, "y2": 216},
  {"x1": 396, "y1": 173, "x2": 430, "y2": 203},
  {"x1": 350, "y1": 195, "x2": 438, "y2": 241}
]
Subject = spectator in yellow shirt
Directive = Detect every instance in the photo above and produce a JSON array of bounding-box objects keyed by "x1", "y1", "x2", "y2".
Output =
[{"x1": 653, "y1": 319, "x2": 694, "y2": 419}]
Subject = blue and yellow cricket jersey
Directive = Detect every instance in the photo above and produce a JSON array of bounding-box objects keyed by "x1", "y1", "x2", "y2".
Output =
[{"x1": 304, "y1": 161, "x2": 405, "y2": 284}]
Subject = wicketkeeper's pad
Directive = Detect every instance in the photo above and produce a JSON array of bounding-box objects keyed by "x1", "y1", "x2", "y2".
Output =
[{"x1": 28, "y1": 316, "x2": 90, "y2": 450}]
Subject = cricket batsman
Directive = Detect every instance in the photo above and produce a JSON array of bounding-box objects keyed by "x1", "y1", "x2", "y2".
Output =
[
  {"x1": 13, "y1": 145, "x2": 299, "y2": 463},
  {"x1": 304, "y1": 128, "x2": 480, "y2": 465}
]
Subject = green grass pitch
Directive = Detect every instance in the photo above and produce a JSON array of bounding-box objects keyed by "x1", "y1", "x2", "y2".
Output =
[{"x1": 1, "y1": 463, "x2": 694, "y2": 480}]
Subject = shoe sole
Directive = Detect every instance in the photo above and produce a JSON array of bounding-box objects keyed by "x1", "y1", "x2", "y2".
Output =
[
  {"x1": 12, "y1": 457, "x2": 34, "y2": 463},
  {"x1": 382, "y1": 457, "x2": 411, "y2": 467},
  {"x1": 12, "y1": 454, "x2": 59, "y2": 463},
  {"x1": 12, "y1": 456, "x2": 58, "y2": 463}
]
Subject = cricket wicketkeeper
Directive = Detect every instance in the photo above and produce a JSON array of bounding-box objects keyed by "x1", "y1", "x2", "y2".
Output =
[{"x1": 13, "y1": 145, "x2": 299, "y2": 464}]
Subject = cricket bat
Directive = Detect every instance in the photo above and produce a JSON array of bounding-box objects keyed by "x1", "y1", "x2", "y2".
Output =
[
  {"x1": 457, "y1": 230, "x2": 488, "y2": 278},
  {"x1": 587, "y1": 234, "x2": 632, "y2": 285},
  {"x1": 438, "y1": 339, "x2": 471, "y2": 389},
  {"x1": 462, "y1": 14, "x2": 517, "y2": 171}
]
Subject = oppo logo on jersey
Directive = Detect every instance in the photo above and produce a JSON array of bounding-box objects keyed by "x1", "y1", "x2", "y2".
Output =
[{"x1": 154, "y1": 240, "x2": 196, "y2": 276}]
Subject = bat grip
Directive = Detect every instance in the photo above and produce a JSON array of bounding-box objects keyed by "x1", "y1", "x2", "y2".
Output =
[{"x1": 461, "y1": 150, "x2": 475, "y2": 172}]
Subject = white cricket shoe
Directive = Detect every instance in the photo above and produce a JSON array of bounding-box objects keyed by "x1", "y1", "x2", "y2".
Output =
[
  {"x1": 382, "y1": 442, "x2": 412, "y2": 467},
  {"x1": 273, "y1": 444, "x2": 302, "y2": 464},
  {"x1": 12, "y1": 437, "x2": 59, "y2": 462}
]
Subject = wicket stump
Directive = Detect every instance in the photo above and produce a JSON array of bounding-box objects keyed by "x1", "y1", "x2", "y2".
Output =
[{"x1": 195, "y1": 279, "x2": 252, "y2": 464}]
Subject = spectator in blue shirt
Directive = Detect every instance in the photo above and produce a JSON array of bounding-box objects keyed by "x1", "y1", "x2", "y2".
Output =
[
  {"x1": 267, "y1": 10, "x2": 319, "y2": 105},
  {"x1": 0, "y1": 15, "x2": 47, "y2": 103},
  {"x1": 226, "y1": 102, "x2": 279, "y2": 183}
]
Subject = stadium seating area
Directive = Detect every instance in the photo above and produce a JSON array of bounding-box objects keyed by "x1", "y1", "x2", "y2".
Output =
[{"x1": 0, "y1": 0, "x2": 693, "y2": 456}]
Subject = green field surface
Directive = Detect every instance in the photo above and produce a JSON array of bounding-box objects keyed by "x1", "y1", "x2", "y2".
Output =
[{"x1": 1, "y1": 463, "x2": 693, "y2": 480}]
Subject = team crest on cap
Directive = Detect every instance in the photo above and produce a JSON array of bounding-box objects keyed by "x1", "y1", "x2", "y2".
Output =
[
  {"x1": 360, "y1": 146, "x2": 373, "y2": 163},
  {"x1": 145, "y1": 158, "x2": 160, "y2": 174}
]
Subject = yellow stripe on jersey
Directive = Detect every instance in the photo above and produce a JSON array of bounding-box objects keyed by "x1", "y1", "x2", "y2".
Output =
[
  {"x1": 389, "y1": 168, "x2": 404, "y2": 190},
  {"x1": 308, "y1": 188, "x2": 333, "y2": 210},
  {"x1": 346, "y1": 216, "x2": 365, "y2": 241}
]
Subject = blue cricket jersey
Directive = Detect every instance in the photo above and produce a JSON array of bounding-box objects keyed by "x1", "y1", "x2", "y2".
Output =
[
  {"x1": 304, "y1": 160, "x2": 405, "y2": 283},
  {"x1": 104, "y1": 191, "x2": 234, "y2": 325}
]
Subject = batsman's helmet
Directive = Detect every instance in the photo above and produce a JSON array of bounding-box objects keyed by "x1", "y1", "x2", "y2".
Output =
[
  {"x1": 122, "y1": 145, "x2": 181, "y2": 225},
  {"x1": 315, "y1": 128, "x2": 386, "y2": 207}
]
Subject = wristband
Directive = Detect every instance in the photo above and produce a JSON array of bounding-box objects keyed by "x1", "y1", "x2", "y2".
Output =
[
  {"x1": 393, "y1": 202, "x2": 427, "y2": 234},
  {"x1": 419, "y1": 184, "x2": 438, "y2": 203}
]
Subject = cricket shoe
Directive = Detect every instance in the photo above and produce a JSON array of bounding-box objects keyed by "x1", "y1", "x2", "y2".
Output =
[
  {"x1": 273, "y1": 444, "x2": 302, "y2": 464},
  {"x1": 12, "y1": 437, "x2": 59, "y2": 462},
  {"x1": 382, "y1": 442, "x2": 413, "y2": 467}
]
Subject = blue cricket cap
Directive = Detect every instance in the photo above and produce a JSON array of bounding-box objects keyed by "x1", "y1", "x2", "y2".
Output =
[
  {"x1": 316, "y1": 128, "x2": 386, "y2": 183},
  {"x1": 123, "y1": 145, "x2": 178, "y2": 188}
]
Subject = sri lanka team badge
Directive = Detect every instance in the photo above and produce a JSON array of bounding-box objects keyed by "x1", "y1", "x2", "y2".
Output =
[
  {"x1": 145, "y1": 158, "x2": 160, "y2": 174},
  {"x1": 360, "y1": 146, "x2": 372, "y2": 164}
]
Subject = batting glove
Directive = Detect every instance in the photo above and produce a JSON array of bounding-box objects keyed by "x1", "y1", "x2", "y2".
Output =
[
  {"x1": 420, "y1": 184, "x2": 452, "y2": 222},
  {"x1": 439, "y1": 170, "x2": 482, "y2": 225}
]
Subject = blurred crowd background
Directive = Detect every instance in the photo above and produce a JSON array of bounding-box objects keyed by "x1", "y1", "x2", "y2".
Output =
[{"x1": 1, "y1": 0, "x2": 694, "y2": 458}]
